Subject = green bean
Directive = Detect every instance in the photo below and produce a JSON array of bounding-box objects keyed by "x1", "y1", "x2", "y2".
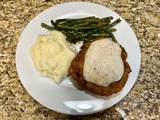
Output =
[
  {"x1": 104, "y1": 28, "x2": 117, "y2": 32},
  {"x1": 109, "y1": 32, "x2": 117, "y2": 42},
  {"x1": 102, "y1": 16, "x2": 113, "y2": 21},
  {"x1": 89, "y1": 33, "x2": 110, "y2": 37},
  {"x1": 55, "y1": 16, "x2": 96, "y2": 24},
  {"x1": 84, "y1": 25, "x2": 117, "y2": 36},
  {"x1": 106, "y1": 18, "x2": 121, "y2": 28},
  {"x1": 51, "y1": 20, "x2": 56, "y2": 27},
  {"x1": 66, "y1": 35, "x2": 84, "y2": 43},
  {"x1": 41, "y1": 23, "x2": 54, "y2": 30},
  {"x1": 55, "y1": 19, "x2": 75, "y2": 24},
  {"x1": 60, "y1": 30, "x2": 71, "y2": 36},
  {"x1": 63, "y1": 18, "x2": 100, "y2": 26},
  {"x1": 56, "y1": 23, "x2": 108, "y2": 31},
  {"x1": 73, "y1": 22, "x2": 90, "y2": 27}
]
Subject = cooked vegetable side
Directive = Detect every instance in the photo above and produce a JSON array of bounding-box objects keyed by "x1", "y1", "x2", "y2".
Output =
[{"x1": 41, "y1": 16, "x2": 121, "y2": 43}]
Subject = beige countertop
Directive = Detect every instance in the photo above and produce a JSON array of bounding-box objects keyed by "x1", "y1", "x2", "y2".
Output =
[{"x1": 0, "y1": 0, "x2": 160, "y2": 120}]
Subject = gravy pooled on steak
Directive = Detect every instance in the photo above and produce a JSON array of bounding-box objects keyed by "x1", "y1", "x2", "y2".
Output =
[{"x1": 83, "y1": 39, "x2": 124, "y2": 87}]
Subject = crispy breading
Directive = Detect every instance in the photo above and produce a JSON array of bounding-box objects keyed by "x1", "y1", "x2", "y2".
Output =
[{"x1": 69, "y1": 41, "x2": 131, "y2": 96}]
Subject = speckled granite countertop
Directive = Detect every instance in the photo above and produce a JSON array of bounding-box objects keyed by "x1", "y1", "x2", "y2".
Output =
[{"x1": 0, "y1": 0, "x2": 160, "y2": 120}]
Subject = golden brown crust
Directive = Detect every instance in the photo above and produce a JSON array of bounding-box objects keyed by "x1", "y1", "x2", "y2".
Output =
[{"x1": 69, "y1": 41, "x2": 131, "y2": 96}]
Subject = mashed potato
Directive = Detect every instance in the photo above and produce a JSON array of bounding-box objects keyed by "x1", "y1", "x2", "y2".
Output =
[{"x1": 31, "y1": 31, "x2": 76, "y2": 83}]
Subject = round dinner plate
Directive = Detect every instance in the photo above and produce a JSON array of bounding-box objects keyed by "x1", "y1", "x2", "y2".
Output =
[{"x1": 16, "y1": 2, "x2": 141, "y2": 115}]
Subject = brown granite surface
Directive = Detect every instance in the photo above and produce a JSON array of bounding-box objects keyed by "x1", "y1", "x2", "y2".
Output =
[{"x1": 0, "y1": 0, "x2": 160, "y2": 120}]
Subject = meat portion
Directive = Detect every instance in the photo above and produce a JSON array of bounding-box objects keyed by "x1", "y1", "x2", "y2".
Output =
[{"x1": 69, "y1": 41, "x2": 131, "y2": 96}]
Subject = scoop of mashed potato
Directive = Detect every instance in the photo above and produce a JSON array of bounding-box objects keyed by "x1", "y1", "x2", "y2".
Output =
[{"x1": 31, "y1": 31, "x2": 76, "y2": 83}]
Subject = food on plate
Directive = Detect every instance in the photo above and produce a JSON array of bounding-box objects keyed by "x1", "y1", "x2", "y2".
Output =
[
  {"x1": 69, "y1": 38, "x2": 131, "y2": 96},
  {"x1": 31, "y1": 31, "x2": 76, "y2": 83},
  {"x1": 33, "y1": 16, "x2": 131, "y2": 96},
  {"x1": 41, "y1": 16, "x2": 121, "y2": 43}
]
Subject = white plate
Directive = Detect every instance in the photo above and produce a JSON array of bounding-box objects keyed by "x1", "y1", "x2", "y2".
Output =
[{"x1": 16, "y1": 2, "x2": 141, "y2": 115}]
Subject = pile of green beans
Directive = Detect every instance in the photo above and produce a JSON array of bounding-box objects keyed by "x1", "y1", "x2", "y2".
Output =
[{"x1": 41, "y1": 16, "x2": 121, "y2": 43}]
